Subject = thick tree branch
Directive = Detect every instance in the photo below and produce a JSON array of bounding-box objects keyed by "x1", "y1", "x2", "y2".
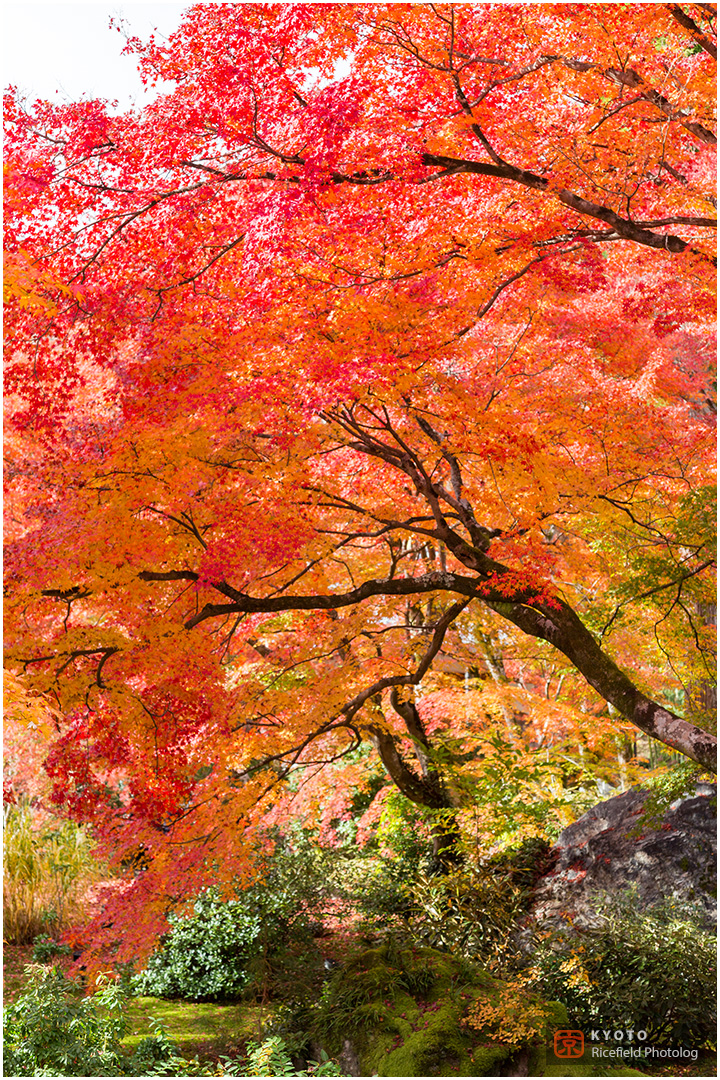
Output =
[
  {"x1": 138, "y1": 569, "x2": 199, "y2": 583},
  {"x1": 487, "y1": 596, "x2": 716, "y2": 772},
  {"x1": 182, "y1": 571, "x2": 487, "y2": 629},
  {"x1": 350, "y1": 599, "x2": 470, "y2": 807},
  {"x1": 171, "y1": 558, "x2": 716, "y2": 771},
  {"x1": 133, "y1": 410, "x2": 718, "y2": 774},
  {"x1": 390, "y1": 687, "x2": 437, "y2": 782},
  {"x1": 422, "y1": 153, "x2": 712, "y2": 253},
  {"x1": 667, "y1": 3, "x2": 717, "y2": 59},
  {"x1": 365, "y1": 723, "x2": 449, "y2": 808},
  {"x1": 233, "y1": 599, "x2": 470, "y2": 810},
  {"x1": 559, "y1": 56, "x2": 717, "y2": 145}
]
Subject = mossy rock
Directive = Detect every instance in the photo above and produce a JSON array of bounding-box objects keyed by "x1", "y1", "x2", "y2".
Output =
[
  {"x1": 313, "y1": 943, "x2": 650, "y2": 1076},
  {"x1": 313, "y1": 942, "x2": 566, "y2": 1076}
]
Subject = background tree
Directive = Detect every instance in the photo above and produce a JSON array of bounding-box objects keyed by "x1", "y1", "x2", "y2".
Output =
[{"x1": 4, "y1": 3, "x2": 716, "y2": 971}]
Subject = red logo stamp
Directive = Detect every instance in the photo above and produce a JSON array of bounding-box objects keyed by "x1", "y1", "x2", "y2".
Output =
[{"x1": 554, "y1": 1030, "x2": 584, "y2": 1058}]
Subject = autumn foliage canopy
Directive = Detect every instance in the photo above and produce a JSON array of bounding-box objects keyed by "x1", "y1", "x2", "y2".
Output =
[{"x1": 4, "y1": 3, "x2": 716, "y2": 969}]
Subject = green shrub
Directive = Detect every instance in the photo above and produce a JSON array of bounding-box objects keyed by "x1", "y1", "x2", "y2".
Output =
[
  {"x1": 404, "y1": 837, "x2": 551, "y2": 967},
  {"x1": 3, "y1": 965, "x2": 133, "y2": 1076},
  {"x1": 130, "y1": 1030, "x2": 341, "y2": 1077},
  {"x1": 264, "y1": 998, "x2": 316, "y2": 1057},
  {"x1": 135, "y1": 872, "x2": 322, "y2": 1002},
  {"x1": 2, "y1": 967, "x2": 207, "y2": 1077},
  {"x1": 525, "y1": 895, "x2": 717, "y2": 1046},
  {"x1": 126, "y1": 1020, "x2": 234, "y2": 1077},
  {"x1": 135, "y1": 893, "x2": 264, "y2": 1001},
  {"x1": 31, "y1": 934, "x2": 72, "y2": 963}
]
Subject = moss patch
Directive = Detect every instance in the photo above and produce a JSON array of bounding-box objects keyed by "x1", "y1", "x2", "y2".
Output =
[{"x1": 122, "y1": 995, "x2": 263, "y2": 1060}]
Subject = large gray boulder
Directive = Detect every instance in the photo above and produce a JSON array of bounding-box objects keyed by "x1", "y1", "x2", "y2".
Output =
[{"x1": 529, "y1": 783, "x2": 716, "y2": 931}]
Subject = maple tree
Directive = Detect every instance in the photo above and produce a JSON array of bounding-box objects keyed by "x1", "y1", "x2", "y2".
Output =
[{"x1": 4, "y1": 4, "x2": 716, "y2": 967}]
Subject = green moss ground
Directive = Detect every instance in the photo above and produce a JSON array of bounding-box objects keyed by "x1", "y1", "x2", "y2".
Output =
[
  {"x1": 312, "y1": 942, "x2": 500, "y2": 1076},
  {"x1": 122, "y1": 996, "x2": 264, "y2": 1060}
]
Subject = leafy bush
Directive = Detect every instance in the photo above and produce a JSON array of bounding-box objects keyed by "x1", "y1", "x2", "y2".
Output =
[
  {"x1": 4, "y1": 965, "x2": 133, "y2": 1076},
  {"x1": 376, "y1": 790, "x2": 436, "y2": 867},
  {"x1": 31, "y1": 934, "x2": 72, "y2": 963},
  {"x1": 135, "y1": 866, "x2": 323, "y2": 1002},
  {"x1": 264, "y1": 998, "x2": 317, "y2": 1057},
  {"x1": 404, "y1": 837, "x2": 551, "y2": 967},
  {"x1": 525, "y1": 895, "x2": 717, "y2": 1045},
  {"x1": 137, "y1": 1035, "x2": 341, "y2": 1078},
  {"x1": 2, "y1": 967, "x2": 206, "y2": 1077},
  {"x1": 3, "y1": 802, "x2": 103, "y2": 944},
  {"x1": 135, "y1": 893, "x2": 264, "y2": 1001},
  {"x1": 125, "y1": 1021, "x2": 239, "y2": 1077}
]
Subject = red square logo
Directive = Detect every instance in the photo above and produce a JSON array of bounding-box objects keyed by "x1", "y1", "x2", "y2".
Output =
[{"x1": 554, "y1": 1030, "x2": 584, "y2": 1058}]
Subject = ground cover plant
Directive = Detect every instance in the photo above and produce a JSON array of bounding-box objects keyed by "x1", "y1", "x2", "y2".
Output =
[
  {"x1": 118, "y1": 994, "x2": 260, "y2": 1064},
  {"x1": 2, "y1": 2, "x2": 716, "y2": 1075}
]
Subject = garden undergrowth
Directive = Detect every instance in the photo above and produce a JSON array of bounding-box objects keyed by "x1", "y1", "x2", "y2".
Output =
[{"x1": 3, "y1": 951, "x2": 272, "y2": 1071}]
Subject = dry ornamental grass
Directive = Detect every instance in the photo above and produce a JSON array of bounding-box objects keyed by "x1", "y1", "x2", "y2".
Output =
[{"x1": 3, "y1": 802, "x2": 104, "y2": 945}]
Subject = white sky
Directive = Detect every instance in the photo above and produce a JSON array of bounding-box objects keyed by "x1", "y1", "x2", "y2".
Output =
[{"x1": 3, "y1": 2, "x2": 190, "y2": 110}]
